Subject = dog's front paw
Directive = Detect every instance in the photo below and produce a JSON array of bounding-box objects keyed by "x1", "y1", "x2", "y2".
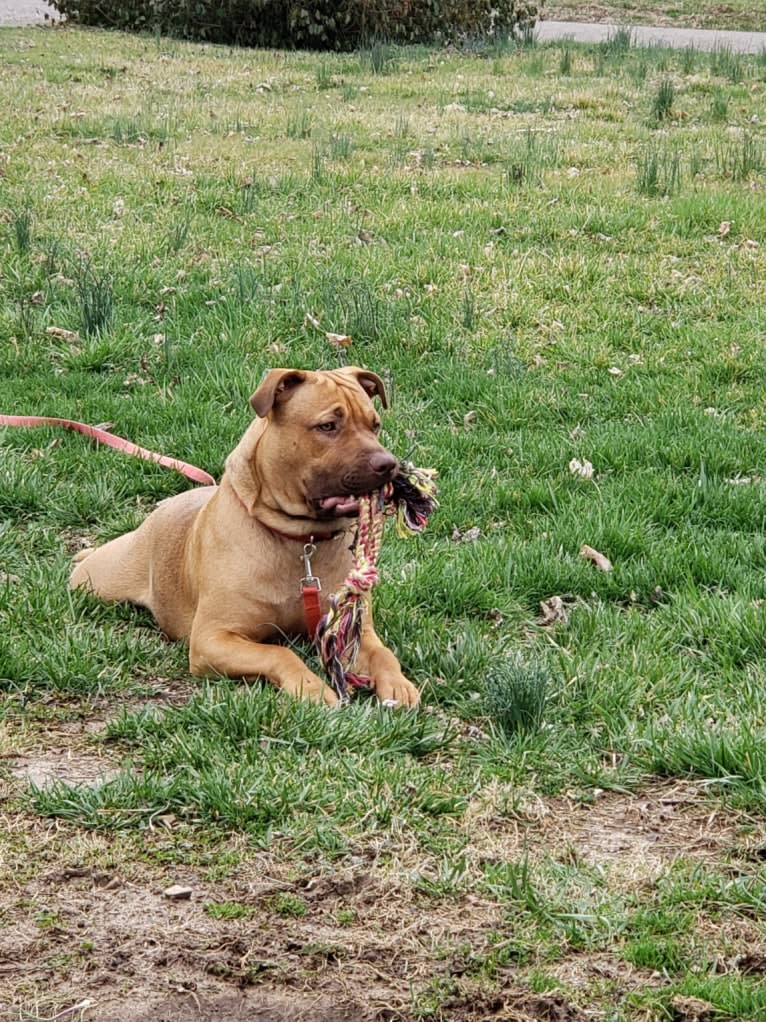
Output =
[
  {"x1": 281, "y1": 671, "x2": 338, "y2": 706},
  {"x1": 374, "y1": 674, "x2": 420, "y2": 709}
]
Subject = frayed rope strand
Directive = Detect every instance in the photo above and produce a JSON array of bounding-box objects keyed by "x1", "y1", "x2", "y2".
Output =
[
  {"x1": 385, "y1": 461, "x2": 438, "y2": 537},
  {"x1": 315, "y1": 495, "x2": 383, "y2": 700},
  {"x1": 314, "y1": 462, "x2": 437, "y2": 701}
]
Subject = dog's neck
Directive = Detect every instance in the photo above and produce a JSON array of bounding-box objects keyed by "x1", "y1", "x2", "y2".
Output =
[{"x1": 222, "y1": 419, "x2": 351, "y2": 544}]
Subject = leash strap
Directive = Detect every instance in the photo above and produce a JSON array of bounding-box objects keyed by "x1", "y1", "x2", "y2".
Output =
[
  {"x1": 300, "y1": 542, "x2": 325, "y2": 639},
  {"x1": 0, "y1": 414, "x2": 216, "y2": 487},
  {"x1": 301, "y1": 582, "x2": 323, "y2": 638}
]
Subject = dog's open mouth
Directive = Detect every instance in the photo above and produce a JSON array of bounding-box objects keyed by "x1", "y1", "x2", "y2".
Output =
[{"x1": 315, "y1": 495, "x2": 362, "y2": 516}]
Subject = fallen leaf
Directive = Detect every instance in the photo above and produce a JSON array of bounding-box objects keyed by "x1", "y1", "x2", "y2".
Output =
[
  {"x1": 463, "y1": 410, "x2": 477, "y2": 428},
  {"x1": 451, "y1": 525, "x2": 481, "y2": 543},
  {"x1": 608, "y1": 366, "x2": 623, "y2": 377},
  {"x1": 580, "y1": 545, "x2": 612, "y2": 572},
  {"x1": 325, "y1": 332, "x2": 352, "y2": 348},
  {"x1": 46, "y1": 326, "x2": 80, "y2": 343},
  {"x1": 568, "y1": 458, "x2": 594, "y2": 480},
  {"x1": 670, "y1": 994, "x2": 714, "y2": 1022},
  {"x1": 718, "y1": 220, "x2": 732, "y2": 237},
  {"x1": 538, "y1": 596, "x2": 568, "y2": 626}
]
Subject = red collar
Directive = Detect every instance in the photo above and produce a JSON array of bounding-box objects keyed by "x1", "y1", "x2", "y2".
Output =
[{"x1": 256, "y1": 519, "x2": 344, "y2": 543}]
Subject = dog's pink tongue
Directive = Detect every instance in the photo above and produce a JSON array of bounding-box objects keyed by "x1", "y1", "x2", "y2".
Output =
[{"x1": 319, "y1": 495, "x2": 359, "y2": 513}]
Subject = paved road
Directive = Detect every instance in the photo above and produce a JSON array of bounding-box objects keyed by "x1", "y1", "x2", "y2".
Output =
[
  {"x1": 0, "y1": 0, "x2": 58, "y2": 25},
  {"x1": 2, "y1": 1, "x2": 766, "y2": 54},
  {"x1": 537, "y1": 19, "x2": 766, "y2": 54}
]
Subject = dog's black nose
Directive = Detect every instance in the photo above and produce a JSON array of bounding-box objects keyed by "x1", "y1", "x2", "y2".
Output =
[{"x1": 369, "y1": 450, "x2": 398, "y2": 477}]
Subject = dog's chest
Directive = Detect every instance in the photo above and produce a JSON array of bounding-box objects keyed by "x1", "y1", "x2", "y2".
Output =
[{"x1": 237, "y1": 535, "x2": 355, "y2": 637}]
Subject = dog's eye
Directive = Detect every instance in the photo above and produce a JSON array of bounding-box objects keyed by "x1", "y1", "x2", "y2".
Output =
[
  {"x1": 316, "y1": 421, "x2": 338, "y2": 433},
  {"x1": 371, "y1": 420, "x2": 382, "y2": 434}
]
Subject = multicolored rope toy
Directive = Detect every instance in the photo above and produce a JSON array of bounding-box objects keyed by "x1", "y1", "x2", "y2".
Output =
[{"x1": 314, "y1": 463, "x2": 438, "y2": 701}]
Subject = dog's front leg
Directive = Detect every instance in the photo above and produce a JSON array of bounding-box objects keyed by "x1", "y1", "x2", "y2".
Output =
[
  {"x1": 354, "y1": 609, "x2": 420, "y2": 708},
  {"x1": 190, "y1": 623, "x2": 338, "y2": 706}
]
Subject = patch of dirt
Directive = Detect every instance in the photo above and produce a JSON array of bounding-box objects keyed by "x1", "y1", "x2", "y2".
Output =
[
  {"x1": 0, "y1": 816, "x2": 579, "y2": 1022},
  {"x1": 7, "y1": 751, "x2": 120, "y2": 789},
  {"x1": 1, "y1": 675, "x2": 198, "y2": 754},
  {"x1": 124, "y1": 991, "x2": 361, "y2": 1021},
  {"x1": 463, "y1": 780, "x2": 756, "y2": 878},
  {"x1": 1, "y1": 782, "x2": 764, "y2": 1021},
  {"x1": 541, "y1": 3, "x2": 736, "y2": 30}
]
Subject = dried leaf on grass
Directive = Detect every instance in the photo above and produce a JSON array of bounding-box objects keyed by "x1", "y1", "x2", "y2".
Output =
[
  {"x1": 46, "y1": 326, "x2": 79, "y2": 343},
  {"x1": 538, "y1": 595, "x2": 569, "y2": 626},
  {"x1": 580, "y1": 544, "x2": 612, "y2": 572},
  {"x1": 451, "y1": 525, "x2": 481, "y2": 543},
  {"x1": 568, "y1": 458, "x2": 594, "y2": 479},
  {"x1": 325, "y1": 332, "x2": 353, "y2": 348},
  {"x1": 670, "y1": 994, "x2": 714, "y2": 1022}
]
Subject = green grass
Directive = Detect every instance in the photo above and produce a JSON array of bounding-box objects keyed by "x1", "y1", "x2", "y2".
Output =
[{"x1": 2, "y1": 23, "x2": 766, "y2": 1017}]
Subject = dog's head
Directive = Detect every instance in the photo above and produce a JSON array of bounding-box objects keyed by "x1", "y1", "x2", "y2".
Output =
[{"x1": 229, "y1": 366, "x2": 398, "y2": 525}]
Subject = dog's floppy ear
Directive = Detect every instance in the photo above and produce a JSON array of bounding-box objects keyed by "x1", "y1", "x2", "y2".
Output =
[
  {"x1": 250, "y1": 369, "x2": 307, "y2": 418},
  {"x1": 347, "y1": 368, "x2": 388, "y2": 409}
]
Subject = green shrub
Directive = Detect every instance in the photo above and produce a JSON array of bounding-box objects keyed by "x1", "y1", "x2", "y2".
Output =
[{"x1": 50, "y1": 1, "x2": 540, "y2": 51}]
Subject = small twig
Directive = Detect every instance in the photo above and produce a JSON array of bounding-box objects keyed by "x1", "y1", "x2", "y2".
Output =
[{"x1": 30, "y1": 1001, "x2": 95, "y2": 1022}]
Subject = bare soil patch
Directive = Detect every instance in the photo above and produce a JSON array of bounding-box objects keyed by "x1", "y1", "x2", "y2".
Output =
[
  {"x1": 463, "y1": 779, "x2": 759, "y2": 876},
  {"x1": 8, "y1": 751, "x2": 120, "y2": 790},
  {"x1": 2, "y1": 781, "x2": 763, "y2": 1020}
]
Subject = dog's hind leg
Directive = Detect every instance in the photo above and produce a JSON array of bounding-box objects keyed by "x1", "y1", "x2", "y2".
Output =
[{"x1": 69, "y1": 530, "x2": 150, "y2": 605}]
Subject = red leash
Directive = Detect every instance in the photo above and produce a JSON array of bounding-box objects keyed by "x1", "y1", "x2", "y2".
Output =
[{"x1": 0, "y1": 414, "x2": 216, "y2": 487}]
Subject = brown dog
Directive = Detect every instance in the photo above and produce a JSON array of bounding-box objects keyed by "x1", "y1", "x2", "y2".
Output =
[{"x1": 69, "y1": 367, "x2": 420, "y2": 708}]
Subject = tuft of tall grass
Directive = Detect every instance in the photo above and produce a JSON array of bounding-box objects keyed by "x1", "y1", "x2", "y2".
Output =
[
  {"x1": 709, "y1": 89, "x2": 729, "y2": 123},
  {"x1": 315, "y1": 61, "x2": 333, "y2": 90},
  {"x1": 680, "y1": 45, "x2": 697, "y2": 75},
  {"x1": 710, "y1": 44, "x2": 744, "y2": 83},
  {"x1": 650, "y1": 79, "x2": 675, "y2": 123},
  {"x1": 359, "y1": 40, "x2": 397, "y2": 75},
  {"x1": 164, "y1": 217, "x2": 192, "y2": 254},
  {"x1": 327, "y1": 132, "x2": 353, "y2": 162},
  {"x1": 11, "y1": 207, "x2": 33, "y2": 255},
  {"x1": 505, "y1": 128, "x2": 560, "y2": 188},
  {"x1": 602, "y1": 27, "x2": 634, "y2": 55},
  {"x1": 636, "y1": 145, "x2": 682, "y2": 196},
  {"x1": 73, "y1": 259, "x2": 114, "y2": 336},
  {"x1": 286, "y1": 110, "x2": 312, "y2": 140},
  {"x1": 715, "y1": 134, "x2": 763, "y2": 181},
  {"x1": 484, "y1": 652, "x2": 549, "y2": 737}
]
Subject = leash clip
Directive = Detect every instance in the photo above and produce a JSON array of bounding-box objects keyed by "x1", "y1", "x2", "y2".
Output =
[{"x1": 300, "y1": 541, "x2": 321, "y2": 591}]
